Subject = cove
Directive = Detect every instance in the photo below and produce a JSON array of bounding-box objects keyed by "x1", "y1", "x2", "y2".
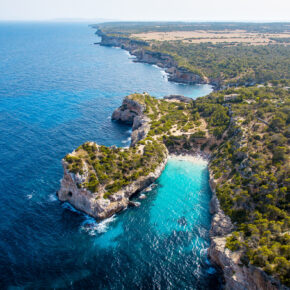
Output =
[
  {"x1": 0, "y1": 22, "x2": 220, "y2": 289},
  {"x1": 76, "y1": 157, "x2": 220, "y2": 289}
]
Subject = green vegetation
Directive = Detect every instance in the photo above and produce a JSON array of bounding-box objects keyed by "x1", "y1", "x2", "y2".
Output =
[
  {"x1": 95, "y1": 22, "x2": 290, "y2": 86},
  {"x1": 65, "y1": 140, "x2": 166, "y2": 196},
  {"x1": 65, "y1": 85, "x2": 289, "y2": 285},
  {"x1": 149, "y1": 42, "x2": 290, "y2": 86},
  {"x1": 95, "y1": 22, "x2": 290, "y2": 35},
  {"x1": 208, "y1": 86, "x2": 290, "y2": 285},
  {"x1": 65, "y1": 92, "x2": 233, "y2": 196}
]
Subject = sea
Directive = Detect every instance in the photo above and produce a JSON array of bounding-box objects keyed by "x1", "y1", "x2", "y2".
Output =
[{"x1": 0, "y1": 22, "x2": 221, "y2": 289}]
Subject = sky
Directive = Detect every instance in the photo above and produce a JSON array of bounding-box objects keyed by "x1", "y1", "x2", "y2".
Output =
[{"x1": 0, "y1": 0, "x2": 289, "y2": 22}]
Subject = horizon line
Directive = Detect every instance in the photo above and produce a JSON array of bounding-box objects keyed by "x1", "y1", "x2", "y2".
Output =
[{"x1": 0, "y1": 19, "x2": 290, "y2": 23}]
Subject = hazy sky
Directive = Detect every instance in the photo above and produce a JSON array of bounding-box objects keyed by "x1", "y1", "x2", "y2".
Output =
[{"x1": 0, "y1": 0, "x2": 289, "y2": 22}]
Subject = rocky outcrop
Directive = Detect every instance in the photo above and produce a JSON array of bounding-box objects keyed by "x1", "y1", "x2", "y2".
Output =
[
  {"x1": 58, "y1": 150, "x2": 168, "y2": 220},
  {"x1": 208, "y1": 170, "x2": 286, "y2": 290},
  {"x1": 58, "y1": 94, "x2": 168, "y2": 220},
  {"x1": 130, "y1": 115, "x2": 150, "y2": 146},
  {"x1": 133, "y1": 49, "x2": 176, "y2": 68},
  {"x1": 112, "y1": 95, "x2": 150, "y2": 146},
  {"x1": 111, "y1": 96, "x2": 145, "y2": 124},
  {"x1": 166, "y1": 66, "x2": 205, "y2": 85}
]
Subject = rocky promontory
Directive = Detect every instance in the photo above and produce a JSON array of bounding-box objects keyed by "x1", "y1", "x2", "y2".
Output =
[
  {"x1": 58, "y1": 94, "x2": 168, "y2": 219},
  {"x1": 58, "y1": 151, "x2": 167, "y2": 219},
  {"x1": 111, "y1": 96, "x2": 151, "y2": 146}
]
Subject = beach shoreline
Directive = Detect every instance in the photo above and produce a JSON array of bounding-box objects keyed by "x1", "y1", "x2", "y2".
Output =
[{"x1": 169, "y1": 153, "x2": 209, "y2": 165}]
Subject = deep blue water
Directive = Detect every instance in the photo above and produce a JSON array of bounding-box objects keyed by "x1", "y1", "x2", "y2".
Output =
[{"x1": 0, "y1": 22, "x2": 220, "y2": 289}]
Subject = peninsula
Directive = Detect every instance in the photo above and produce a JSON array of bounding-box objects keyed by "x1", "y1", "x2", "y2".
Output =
[{"x1": 58, "y1": 84, "x2": 289, "y2": 289}]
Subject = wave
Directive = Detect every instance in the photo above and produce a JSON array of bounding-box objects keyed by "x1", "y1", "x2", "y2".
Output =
[
  {"x1": 81, "y1": 214, "x2": 116, "y2": 236},
  {"x1": 121, "y1": 136, "x2": 131, "y2": 144},
  {"x1": 161, "y1": 71, "x2": 168, "y2": 81},
  {"x1": 48, "y1": 193, "x2": 57, "y2": 202},
  {"x1": 62, "y1": 202, "x2": 81, "y2": 214}
]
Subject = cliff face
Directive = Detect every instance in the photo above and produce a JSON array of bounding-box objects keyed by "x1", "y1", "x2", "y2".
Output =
[
  {"x1": 112, "y1": 96, "x2": 150, "y2": 146},
  {"x1": 96, "y1": 31, "x2": 208, "y2": 86},
  {"x1": 208, "y1": 171, "x2": 287, "y2": 290},
  {"x1": 58, "y1": 155, "x2": 168, "y2": 219}
]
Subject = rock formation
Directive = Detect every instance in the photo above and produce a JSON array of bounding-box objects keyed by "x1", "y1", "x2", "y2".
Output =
[
  {"x1": 111, "y1": 96, "x2": 150, "y2": 146},
  {"x1": 208, "y1": 171, "x2": 287, "y2": 290},
  {"x1": 58, "y1": 155, "x2": 167, "y2": 219},
  {"x1": 58, "y1": 94, "x2": 168, "y2": 220}
]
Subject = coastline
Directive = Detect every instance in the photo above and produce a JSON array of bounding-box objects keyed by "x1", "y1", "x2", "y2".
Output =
[
  {"x1": 94, "y1": 30, "x2": 220, "y2": 90},
  {"x1": 59, "y1": 37, "x2": 288, "y2": 288},
  {"x1": 169, "y1": 153, "x2": 209, "y2": 166}
]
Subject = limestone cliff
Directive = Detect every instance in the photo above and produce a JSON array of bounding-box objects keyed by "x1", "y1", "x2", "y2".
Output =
[
  {"x1": 96, "y1": 30, "x2": 208, "y2": 86},
  {"x1": 112, "y1": 96, "x2": 150, "y2": 146},
  {"x1": 58, "y1": 94, "x2": 168, "y2": 220},
  {"x1": 208, "y1": 171, "x2": 287, "y2": 290},
  {"x1": 58, "y1": 89, "x2": 288, "y2": 289},
  {"x1": 58, "y1": 154, "x2": 168, "y2": 219}
]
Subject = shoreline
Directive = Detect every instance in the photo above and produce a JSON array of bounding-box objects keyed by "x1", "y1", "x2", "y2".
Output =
[
  {"x1": 94, "y1": 30, "x2": 222, "y2": 90},
  {"x1": 169, "y1": 153, "x2": 209, "y2": 166}
]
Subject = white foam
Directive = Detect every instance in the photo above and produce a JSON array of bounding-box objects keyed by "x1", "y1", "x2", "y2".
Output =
[
  {"x1": 26, "y1": 194, "x2": 33, "y2": 200},
  {"x1": 48, "y1": 194, "x2": 57, "y2": 202},
  {"x1": 81, "y1": 215, "x2": 116, "y2": 236},
  {"x1": 62, "y1": 202, "x2": 80, "y2": 214},
  {"x1": 121, "y1": 136, "x2": 131, "y2": 144},
  {"x1": 160, "y1": 70, "x2": 169, "y2": 80}
]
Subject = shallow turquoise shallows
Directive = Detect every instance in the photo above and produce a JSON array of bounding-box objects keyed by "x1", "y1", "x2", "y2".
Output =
[{"x1": 0, "y1": 22, "x2": 221, "y2": 289}]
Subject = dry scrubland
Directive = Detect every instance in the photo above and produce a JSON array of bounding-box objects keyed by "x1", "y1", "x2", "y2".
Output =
[{"x1": 132, "y1": 30, "x2": 290, "y2": 45}]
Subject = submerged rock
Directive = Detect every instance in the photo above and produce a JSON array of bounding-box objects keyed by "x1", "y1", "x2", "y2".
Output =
[
  {"x1": 128, "y1": 201, "x2": 141, "y2": 207},
  {"x1": 177, "y1": 216, "x2": 187, "y2": 226}
]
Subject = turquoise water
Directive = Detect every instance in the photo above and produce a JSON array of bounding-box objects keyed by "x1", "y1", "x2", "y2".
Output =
[{"x1": 0, "y1": 22, "x2": 220, "y2": 288}]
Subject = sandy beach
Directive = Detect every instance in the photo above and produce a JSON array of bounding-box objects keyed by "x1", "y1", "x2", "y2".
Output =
[{"x1": 169, "y1": 153, "x2": 209, "y2": 165}]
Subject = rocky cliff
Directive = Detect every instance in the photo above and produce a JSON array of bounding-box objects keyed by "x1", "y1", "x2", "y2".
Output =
[
  {"x1": 96, "y1": 30, "x2": 208, "y2": 86},
  {"x1": 58, "y1": 94, "x2": 168, "y2": 220},
  {"x1": 58, "y1": 154, "x2": 168, "y2": 220},
  {"x1": 208, "y1": 170, "x2": 287, "y2": 290},
  {"x1": 58, "y1": 89, "x2": 288, "y2": 289},
  {"x1": 112, "y1": 96, "x2": 150, "y2": 146}
]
